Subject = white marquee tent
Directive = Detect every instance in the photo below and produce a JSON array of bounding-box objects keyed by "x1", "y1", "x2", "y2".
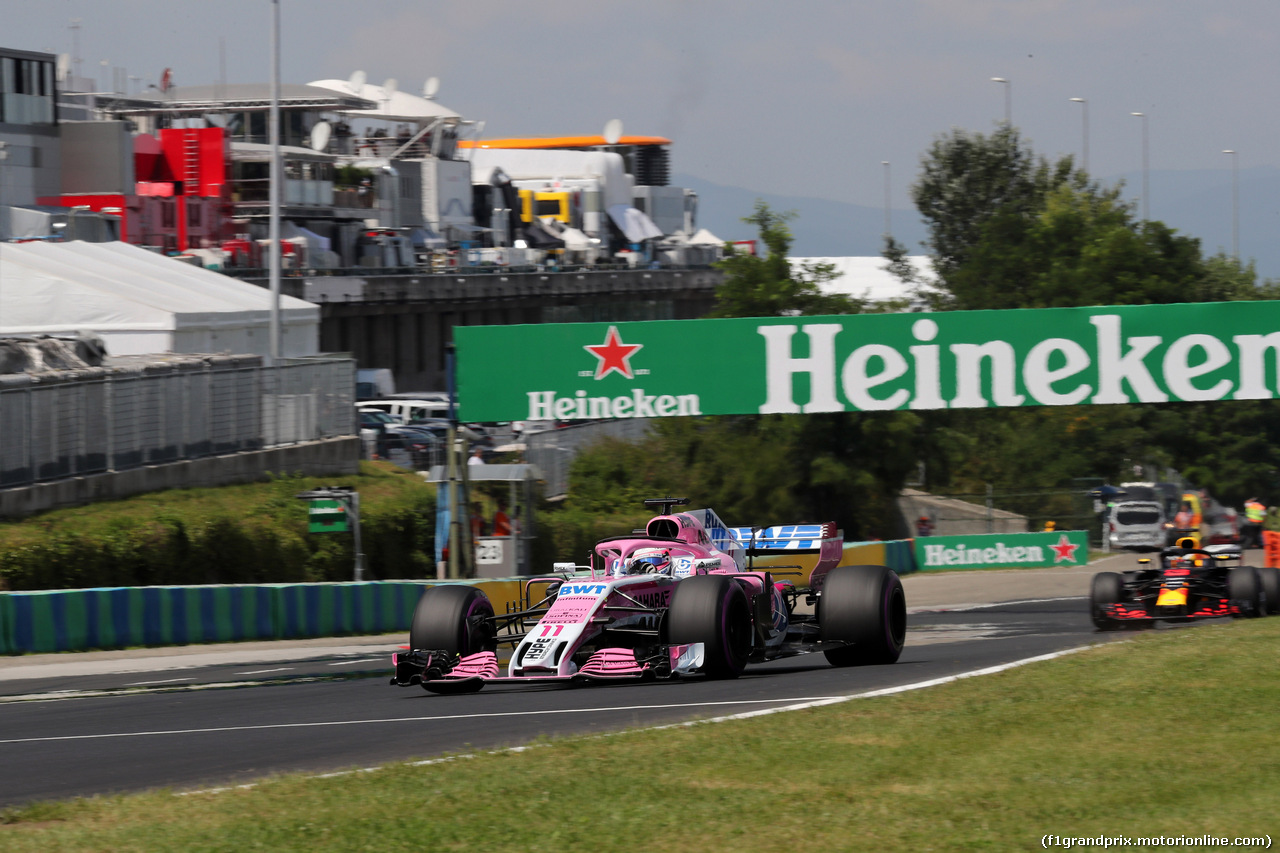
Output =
[
  {"x1": 307, "y1": 79, "x2": 461, "y2": 123},
  {"x1": 0, "y1": 241, "x2": 320, "y2": 357},
  {"x1": 789, "y1": 255, "x2": 937, "y2": 308}
]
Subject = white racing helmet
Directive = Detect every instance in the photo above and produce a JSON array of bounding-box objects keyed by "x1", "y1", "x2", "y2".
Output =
[{"x1": 626, "y1": 547, "x2": 672, "y2": 575}]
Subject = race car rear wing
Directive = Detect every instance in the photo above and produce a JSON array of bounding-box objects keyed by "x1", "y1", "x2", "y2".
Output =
[{"x1": 730, "y1": 523, "x2": 844, "y2": 587}]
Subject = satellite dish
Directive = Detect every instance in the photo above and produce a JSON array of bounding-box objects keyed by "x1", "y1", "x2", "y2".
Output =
[
  {"x1": 309, "y1": 120, "x2": 332, "y2": 152},
  {"x1": 347, "y1": 69, "x2": 367, "y2": 93},
  {"x1": 56, "y1": 53, "x2": 71, "y2": 83},
  {"x1": 603, "y1": 118, "x2": 623, "y2": 145},
  {"x1": 423, "y1": 76, "x2": 440, "y2": 100},
  {"x1": 382, "y1": 78, "x2": 398, "y2": 99}
]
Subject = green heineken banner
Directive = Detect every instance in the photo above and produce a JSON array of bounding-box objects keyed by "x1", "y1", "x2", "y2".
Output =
[
  {"x1": 915, "y1": 530, "x2": 1088, "y2": 571},
  {"x1": 454, "y1": 301, "x2": 1280, "y2": 422}
]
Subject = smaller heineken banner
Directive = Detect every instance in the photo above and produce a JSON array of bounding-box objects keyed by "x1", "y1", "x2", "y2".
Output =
[
  {"x1": 915, "y1": 530, "x2": 1088, "y2": 571},
  {"x1": 308, "y1": 499, "x2": 349, "y2": 534}
]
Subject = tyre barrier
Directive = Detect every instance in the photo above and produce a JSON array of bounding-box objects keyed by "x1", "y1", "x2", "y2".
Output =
[
  {"x1": 0, "y1": 581, "x2": 472, "y2": 655},
  {"x1": 0, "y1": 545, "x2": 918, "y2": 656}
]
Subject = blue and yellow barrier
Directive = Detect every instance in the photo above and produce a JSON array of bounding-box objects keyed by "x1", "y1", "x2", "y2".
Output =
[
  {"x1": 0, "y1": 582, "x2": 435, "y2": 655},
  {"x1": 0, "y1": 542, "x2": 923, "y2": 655}
]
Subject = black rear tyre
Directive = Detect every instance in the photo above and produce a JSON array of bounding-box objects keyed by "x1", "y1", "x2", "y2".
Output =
[
  {"x1": 1090, "y1": 572, "x2": 1124, "y2": 631},
  {"x1": 409, "y1": 585, "x2": 496, "y2": 655},
  {"x1": 819, "y1": 565, "x2": 906, "y2": 666},
  {"x1": 1256, "y1": 566, "x2": 1280, "y2": 616},
  {"x1": 1228, "y1": 566, "x2": 1263, "y2": 619},
  {"x1": 665, "y1": 574, "x2": 752, "y2": 678}
]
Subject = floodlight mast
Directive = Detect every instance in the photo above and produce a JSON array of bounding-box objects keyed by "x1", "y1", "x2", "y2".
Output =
[
  {"x1": 443, "y1": 343, "x2": 473, "y2": 579},
  {"x1": 268, "y1": 0, "x2": 282, "y2": 363}
]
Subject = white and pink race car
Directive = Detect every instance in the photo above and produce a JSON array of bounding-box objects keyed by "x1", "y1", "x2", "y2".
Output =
[{"x1": 391, "y1": 498, "x2": 906, "y2": 693}]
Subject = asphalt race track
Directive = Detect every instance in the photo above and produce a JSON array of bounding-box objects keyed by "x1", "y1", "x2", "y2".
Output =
[{"x1": 0, "y1": 555, "x2": 1230, "y2": 806}]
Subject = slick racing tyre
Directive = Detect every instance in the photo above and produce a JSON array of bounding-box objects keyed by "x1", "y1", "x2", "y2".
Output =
[
  {"x1": 1228, "y1": 566, "x2": 1263, "y2": 619},
  {"x1": 1090, "y1": 572, "x2": 1125, "y2": 631},
  {"x1": 665, "y1": 574, "x2": 752, "y2": 679},
  {"x1": 409, "y1": 585, "x2": 496, "y2": 655},
  {"x1": 818, "y1": 565, "x2": 906, "y2": 666},
  {"x1": 1257, "y1": 566, "x2": 1280, "y2": 616}
]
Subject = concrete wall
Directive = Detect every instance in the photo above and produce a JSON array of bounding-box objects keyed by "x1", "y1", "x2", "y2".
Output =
[
  {"x1": 0, "y1": 436, "x2": 361, "y2": 519},
  {"x1": 898, "y1": 488, "x2": 1029, "y2": 537}
]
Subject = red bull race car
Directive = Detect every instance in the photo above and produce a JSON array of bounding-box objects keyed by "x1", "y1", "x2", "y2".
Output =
[
  {"x1": 392, "y1": 498, "x2": 907, "y2": 693},
  {"x1": 1090, "y1": 542, "x2": 1280, "y2": 630}
]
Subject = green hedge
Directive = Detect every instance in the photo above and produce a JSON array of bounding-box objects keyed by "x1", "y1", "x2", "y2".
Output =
[
  {"x1": 531, "y1": 507, "x2": 654, "y2": 570},
  {"x1": 0, "y1": 468, "x2": 437, "y2": 591}
]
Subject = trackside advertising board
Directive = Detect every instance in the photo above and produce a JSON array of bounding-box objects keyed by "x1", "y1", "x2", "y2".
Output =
[
  {"x1": 454, "y1": 301, "x2": 1280, "y2": 422},
  {"x1": 915, "y1": 531, "x2": 1088, "y2": 571}
]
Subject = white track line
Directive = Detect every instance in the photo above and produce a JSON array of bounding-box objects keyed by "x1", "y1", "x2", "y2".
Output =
[
  {"x1": 168, "y1": 644, "x2": 1103, "y2": 796},
  {"x1": 655, "y1": 645, "x2": 1098, "y2": 726},
  {"x1": 910, "y1": 596, "x2": 1085, "y2": 613},
  {"x1": 328, "y1": 659, "x2": 382, "y2": 666},
  {"x1": 3, "y1": 646, "x2": 1099, "y2": 747},
  {"x1": 123, "y1": 677, "x2": 194, "y2": 687},
  {"x1": 233, "y1": 668, "x2": 294, "y2": 676}
]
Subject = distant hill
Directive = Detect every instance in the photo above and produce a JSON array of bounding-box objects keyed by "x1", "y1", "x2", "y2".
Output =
[
  {"x1": 674, "y1": 173, "x2": 929, "y2": 259},
  {"x1": 677, "y1": 167, "x2": 1280, "y2": 282}
]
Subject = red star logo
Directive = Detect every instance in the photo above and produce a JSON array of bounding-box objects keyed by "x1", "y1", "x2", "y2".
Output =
[
  {"x1": 584, "y1": 326, "x2": 643, "y2": 380},
  {"x1": 1050, "y1": 533, "x2": 1080, "y2": 563}
]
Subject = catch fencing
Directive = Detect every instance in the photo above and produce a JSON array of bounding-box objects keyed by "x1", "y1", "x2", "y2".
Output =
[
  {"x1": 525, "y1": 418, "x2": 655, "y2": 498},
  {"x1": 0, "y1": 356, "x2": 356, "y2": 490}
]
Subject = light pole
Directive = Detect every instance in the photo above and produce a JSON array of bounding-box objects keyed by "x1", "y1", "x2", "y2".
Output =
[
  {"x1": 268, "y1": 0, "x2": 281, "y2": 363},
  {"x1": 881, "y1": 160, "x2": 891, "y2": 239},
  {"x1": 1223, "y1": 149, "x2": 1239, "y2": 260},
  {"x1": 1131, "y1": 112, "x2": 1149, "y2": 221},
  {"x1": 991, "y1": 77, "x2": 1011, "y2": 125},
  {"x1": 1070, "y1": 97, "x2": 1088, "y2": 173}
]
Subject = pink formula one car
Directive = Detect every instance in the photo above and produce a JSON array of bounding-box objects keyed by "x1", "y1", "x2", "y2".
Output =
[{"x1": 391, "y1": 498, "x2": 906, "y2": 694}]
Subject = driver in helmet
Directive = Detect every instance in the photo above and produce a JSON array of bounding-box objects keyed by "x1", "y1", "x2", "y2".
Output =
[{"x1": 626, "y1": 547, "x2": 672, "y2": 575}]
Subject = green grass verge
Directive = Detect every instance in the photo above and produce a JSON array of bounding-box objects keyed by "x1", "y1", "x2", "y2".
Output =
[
  {"x1": 2, "y1": 618, "x2": 1278, "y2": 851},
  {"x1": 0, "y1": 461, "x2": 438, "y2": 588}
]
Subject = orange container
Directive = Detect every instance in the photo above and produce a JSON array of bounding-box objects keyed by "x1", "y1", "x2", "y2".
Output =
[{"x1": 1262, "y1": 530, "x2": 1280, "y2": 568}]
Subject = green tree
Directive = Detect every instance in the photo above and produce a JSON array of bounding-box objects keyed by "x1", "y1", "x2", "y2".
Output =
[
  {"x1": 712, "y1": 201, "x2": 863, "y2": 317},
  {"x1": 946, "y1": 183, "x2": 1207, "y2": 309},
  {"x1": 911, "y1": 126, "x2": 1067, "y2": 284},
  {"x1": 891, "y1": 124, "x2": 1280, "y2": 507}
]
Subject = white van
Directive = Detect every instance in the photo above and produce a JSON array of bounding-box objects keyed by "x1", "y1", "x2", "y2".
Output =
[
  {"x1": 1108, "y1": 501, "x2": 1167, "y2": 551},
  {"x1": 358, "y1": 395, "x2": 451, "y2": 424},
  {"x1": 356, "y1": 369, "x2": 395, "y2": 401}
]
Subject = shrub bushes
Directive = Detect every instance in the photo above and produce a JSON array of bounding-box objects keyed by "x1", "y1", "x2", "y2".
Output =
[{"x1": 0, "y1": 464, "x2": 437, "y2": 590}]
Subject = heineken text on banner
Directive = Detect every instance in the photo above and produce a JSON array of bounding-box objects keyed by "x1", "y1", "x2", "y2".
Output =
[
  {"x1": 454, "y1": 302, "x2": 1280, "y2": 421},
  {"x1": 915, "y1": 531, "x2": 1088, "y2": 571}
]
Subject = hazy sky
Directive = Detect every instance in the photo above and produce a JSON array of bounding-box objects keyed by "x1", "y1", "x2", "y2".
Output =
[{"x1": 7, "y1": 0, "x2": 1279, "y2": 215}]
